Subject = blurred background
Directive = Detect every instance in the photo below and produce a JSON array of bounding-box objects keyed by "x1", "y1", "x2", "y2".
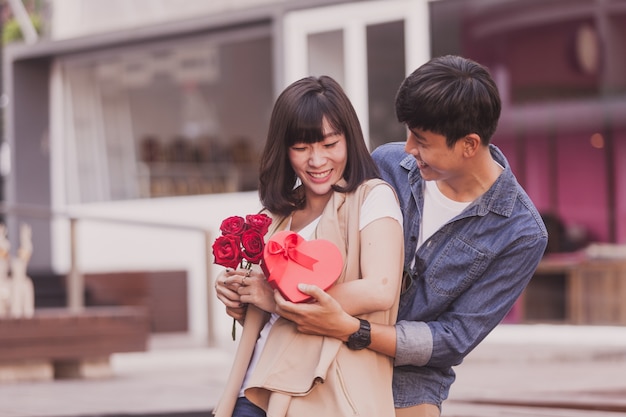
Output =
[{"x1": 0, "y1": 0, "x2": 625, "y2": 373}]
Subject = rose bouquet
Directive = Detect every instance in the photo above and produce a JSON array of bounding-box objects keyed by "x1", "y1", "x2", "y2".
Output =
[{"x1": 212, "y1": 213, "x2": 272, "y2": 340}]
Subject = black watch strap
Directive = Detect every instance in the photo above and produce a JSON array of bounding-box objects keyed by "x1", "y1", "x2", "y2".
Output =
[{"x1": 346, "y1": 318, "x2": 371, "y2": 350}]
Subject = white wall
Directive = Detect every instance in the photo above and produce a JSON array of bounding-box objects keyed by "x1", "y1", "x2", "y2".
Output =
[
  {"x1": 53, "y1": 191, "x2": 261, "y2": 347},
  {"x1": 48, "y1": 0, "x2": 287, "y2": 40}
]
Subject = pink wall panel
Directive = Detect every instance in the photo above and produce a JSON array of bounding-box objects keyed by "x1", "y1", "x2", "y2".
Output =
[
  {"x1": 556, "y1": 132, "x2": 608, "y2": 241},
  {"x1": 493, "y1": 134, "x2": 553, "y2": 215},
  {"x1": 613, "y1": 130, "x2": 626, "y2": 243},
  {"x1": 522, "y1": 133, "x2": 552, "y2": 214}
]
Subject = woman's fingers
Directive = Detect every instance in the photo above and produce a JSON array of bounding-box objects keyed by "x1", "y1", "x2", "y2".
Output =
[{"x1": 215, "y1": 269, "x2": 244, "y2": 308}]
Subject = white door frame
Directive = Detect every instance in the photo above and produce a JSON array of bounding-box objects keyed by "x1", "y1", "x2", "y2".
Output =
[{"x1": 283, "y1": 0, "x2": 431, "y2": 145}]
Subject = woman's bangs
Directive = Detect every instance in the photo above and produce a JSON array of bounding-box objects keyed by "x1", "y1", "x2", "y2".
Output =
[{"x1": 286, "y1": 103, "x2": 325, "y2": 146}]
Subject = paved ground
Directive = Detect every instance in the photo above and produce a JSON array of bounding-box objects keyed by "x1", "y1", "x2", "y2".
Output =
[
  {"x1": 445, "y1": 324, "x2": 626, "y2": 416},
  {"x1": 1, "y1": 324, "x2": 626, "y2": 417}
]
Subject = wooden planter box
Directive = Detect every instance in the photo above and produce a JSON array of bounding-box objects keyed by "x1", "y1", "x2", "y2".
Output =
[{"x1": 525, "y1": 254, "x2": 626, "y2": 325}]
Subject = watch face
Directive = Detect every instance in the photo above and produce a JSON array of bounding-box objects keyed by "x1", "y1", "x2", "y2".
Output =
[{"x1": 347, "y1": 319, "x2": 371, "y2": 350}]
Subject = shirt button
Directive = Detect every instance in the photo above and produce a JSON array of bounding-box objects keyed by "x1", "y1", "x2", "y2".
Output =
[{"x1": 410, "y1": 236, "x2": 417, "y2": 242}]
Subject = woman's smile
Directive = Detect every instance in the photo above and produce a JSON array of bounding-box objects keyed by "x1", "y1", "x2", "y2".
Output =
[{"x1": 308, "y1": 169, "x2": 333, "y2": 181}]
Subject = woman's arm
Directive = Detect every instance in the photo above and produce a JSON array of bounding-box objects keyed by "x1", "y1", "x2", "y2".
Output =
[
  {"x1": 220, "y1": 184, "x2": 404, "y2": 318},
  {"x1": 325, "y1": 216, "x2": 403, "y2": 315},
  {"x1": 222, "y1": 217, "x2": 403, "y2": 318},
  {"x1": 272, "y1": 187, "x2": 404, "y2": 358}
]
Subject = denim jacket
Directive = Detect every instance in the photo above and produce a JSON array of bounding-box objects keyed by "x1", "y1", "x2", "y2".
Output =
[{"x1": 372, "y1": 142, "x2": 548, "y2": 408}]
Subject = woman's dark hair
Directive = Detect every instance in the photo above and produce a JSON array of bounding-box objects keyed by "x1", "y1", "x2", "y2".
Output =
[
  {"x1": 259, "y1": 76, "x2": 380, "y2": 216},
  {"x1": 395, "y1": 55, "x2": 501, "y2": 147}
]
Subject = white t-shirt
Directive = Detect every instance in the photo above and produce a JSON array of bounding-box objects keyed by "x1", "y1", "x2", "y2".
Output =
[
  {"x1": 409, "y1": 180, "x2": 471, "y2": 271},
  {"x1": 239, "y1": 184, "x2": 402, "y2": 396},
  {"x1": 418, "y1": 180, "x2": 471, "y2": 248}
]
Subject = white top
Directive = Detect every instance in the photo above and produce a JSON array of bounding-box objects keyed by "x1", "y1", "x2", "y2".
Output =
[
  {"x1": 418, "y1": 180, "x2": 471, "y2": 248},
  {"x1": 239, "y1": 184, "x2": 402, "y2": 396},
  {"x1": 410, "y1": 180, "x2": 471, "y2": 270}
]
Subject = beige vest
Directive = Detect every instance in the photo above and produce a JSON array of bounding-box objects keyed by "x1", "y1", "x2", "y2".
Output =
[{"x1": 214, "y1": 179, "x2": 403, "y2": 417}]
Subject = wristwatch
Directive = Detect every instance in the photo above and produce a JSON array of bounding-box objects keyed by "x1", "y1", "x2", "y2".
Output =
[{"x1": 346, "y1": 318, "x2": 371, "y2": 350}]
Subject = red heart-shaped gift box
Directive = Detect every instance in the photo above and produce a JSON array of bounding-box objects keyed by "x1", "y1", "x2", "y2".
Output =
[{"x1": 262, "y1": 230, "x2": 343, "y2": 303}]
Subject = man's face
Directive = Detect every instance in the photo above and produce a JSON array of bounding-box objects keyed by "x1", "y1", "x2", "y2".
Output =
[{"x1": 404, "y1": 127, "x2": 464, "y2": 182}]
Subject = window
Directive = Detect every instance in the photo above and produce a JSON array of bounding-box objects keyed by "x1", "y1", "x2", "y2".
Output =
[{"x1": 57, "y1": 28, "x2": 273, "y2": 203}]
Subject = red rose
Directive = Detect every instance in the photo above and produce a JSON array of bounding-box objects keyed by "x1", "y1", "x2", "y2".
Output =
[
  {"x1": 246, "y1": 213, "x2": 272, "y2": 235},
  {"x1": 212, "y1": 235, "x2": 242, "y2": 269},
  {"x1": 241, "y1": 229, "x2": 265, "y2": 264},
  {"x1": 213, "y1": 213, "x2": 273, "y2": 342},
  {"x1": 220, "y1": 216, "x2": 246, "y2": 236}
]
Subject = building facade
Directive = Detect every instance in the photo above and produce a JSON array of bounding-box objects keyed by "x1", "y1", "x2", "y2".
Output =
[
  {"x1": 3, "y1": 0, "x2": 626, "y2": 343},
  {"x1": 3, "y1": 0, "x2": 429, "y2": 344}
]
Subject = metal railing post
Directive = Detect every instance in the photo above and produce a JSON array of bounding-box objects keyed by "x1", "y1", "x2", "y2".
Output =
[
  {"x1": 204, "y1": 230, "x2": 216, "y2": 347},
  {"x1": 67, "y1": 217, "x2": 84, "y2": 312}
]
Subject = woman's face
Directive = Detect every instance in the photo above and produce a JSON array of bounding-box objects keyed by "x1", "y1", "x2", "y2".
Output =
[{"x1": 288, "y1": 117, "x2": 347, "y2": 199}]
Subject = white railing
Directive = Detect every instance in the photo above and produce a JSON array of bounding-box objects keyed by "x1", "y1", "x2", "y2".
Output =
[{"x1": 0, "y1": 202, "x2": 217, "y2": 346}]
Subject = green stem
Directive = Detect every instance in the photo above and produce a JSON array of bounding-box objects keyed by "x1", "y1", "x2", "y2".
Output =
[{"x1": 231, "y1": 262, "x2": 253, "y2": 341}]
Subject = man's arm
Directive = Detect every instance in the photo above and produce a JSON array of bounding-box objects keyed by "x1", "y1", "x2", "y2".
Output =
[
  {"x1": 274, "y1": 284, "x2": 398, "y2": 358},
  {"x1": 396, "y1": 235, "x2": 547, "y2": 368},
  {"x1": 276, "y1": 235, "x2": 548, "y2": 367}
]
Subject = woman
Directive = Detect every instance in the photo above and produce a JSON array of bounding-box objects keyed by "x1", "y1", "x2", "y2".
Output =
[{"x1": 214, "y1": 76, "x2": 404, "y2": 417}]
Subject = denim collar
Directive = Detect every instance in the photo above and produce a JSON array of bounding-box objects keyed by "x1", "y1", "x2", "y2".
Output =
[{"x1": 399, "y1": 144, "x2": 519, "y2": 218}]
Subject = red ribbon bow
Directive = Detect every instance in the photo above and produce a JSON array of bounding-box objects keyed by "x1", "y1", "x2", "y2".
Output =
[{"x1": 266, "y1": 232, "x2": 318, "y2": 271}]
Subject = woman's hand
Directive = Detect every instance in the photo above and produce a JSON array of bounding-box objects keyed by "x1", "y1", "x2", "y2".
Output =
[
  {"x1": 215, "y1": 269, "x2": 247, "y2": 322},
  {"x1": 224, "y1": 268, "x2": 277, "y2": 314}
]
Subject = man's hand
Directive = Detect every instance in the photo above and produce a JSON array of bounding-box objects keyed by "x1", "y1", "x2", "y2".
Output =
[{"x1": 274, "y1": 283, "x2": 360, "y2": 341}]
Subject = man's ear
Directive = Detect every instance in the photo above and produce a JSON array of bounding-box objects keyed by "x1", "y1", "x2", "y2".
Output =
[{"x1": 461, "y1": 133, "x2": 481, "y2": 157}]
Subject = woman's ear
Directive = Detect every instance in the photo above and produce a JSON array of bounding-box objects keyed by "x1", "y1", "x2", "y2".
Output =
[{"x1": 462, "y1": 133, "x2": 481, "y2": 157}]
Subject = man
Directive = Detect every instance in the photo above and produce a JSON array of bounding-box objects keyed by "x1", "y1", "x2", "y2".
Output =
[{"x1": 275, "y1": 55, "x2": 548, "y2": 416}]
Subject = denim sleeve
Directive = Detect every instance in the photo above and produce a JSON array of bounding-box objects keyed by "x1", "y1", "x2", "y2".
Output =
[
  {"x1": 395, "y1": 233, "x2": 547, "y2": 368},
  {"x1": 372, "y1": 142, "x2": 406, "y2": 180},
  {"x1": 426, "y1": 235, "x2": 547, "y2": 368},
  {"x1": 394, "y1": 320, "x2": 433, "y2": 366}
]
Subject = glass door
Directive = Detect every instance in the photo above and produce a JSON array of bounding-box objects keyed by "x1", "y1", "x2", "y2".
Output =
[{"x1": 283, "y1": 0, "x2": 430, "y2": 149}]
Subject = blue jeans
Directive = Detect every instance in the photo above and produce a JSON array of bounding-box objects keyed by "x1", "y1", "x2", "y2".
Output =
[{"x1": 232, "y1": 396, "x2": 266, "y2": 417}]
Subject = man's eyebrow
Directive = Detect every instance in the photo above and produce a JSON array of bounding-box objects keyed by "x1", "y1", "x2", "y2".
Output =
[{"x1": 408, "y1": 128, "x2": 424, "y2": 140}]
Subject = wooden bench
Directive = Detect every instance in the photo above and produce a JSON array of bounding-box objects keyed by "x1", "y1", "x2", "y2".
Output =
[
  {"x1": 31, "y1": 270, "x2": 189, "y2": 333},
  {"x1": 0, "y1": 306, "x2": 149, "y2": 382}
]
